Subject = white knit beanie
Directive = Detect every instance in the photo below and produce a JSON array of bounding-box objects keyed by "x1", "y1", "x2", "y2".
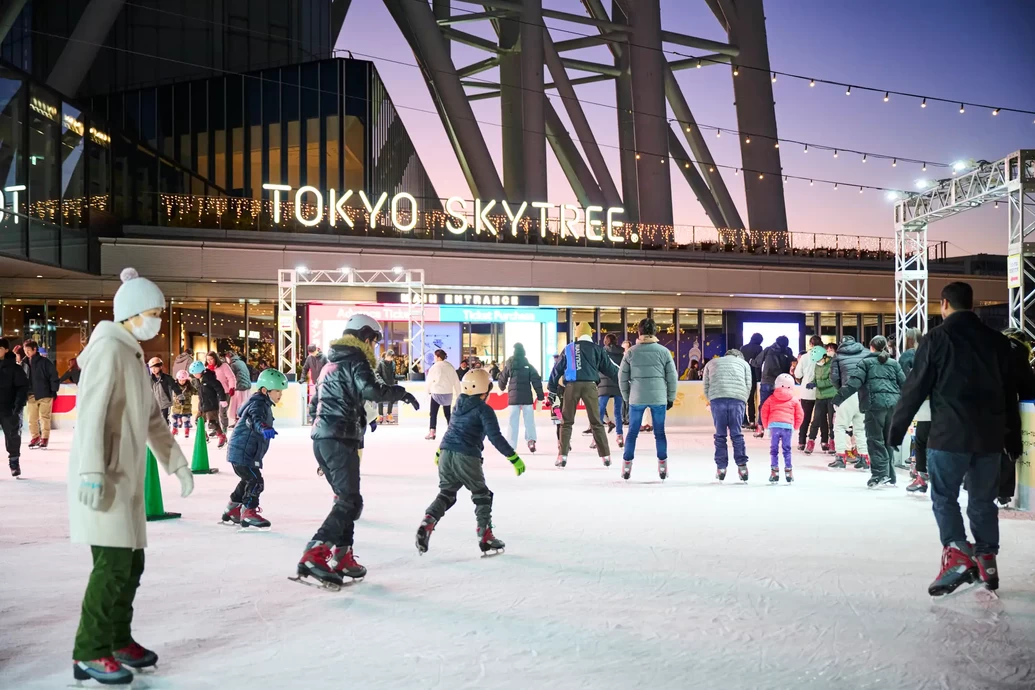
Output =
[{"x1": 113, "y1": 267, "x2": 166, "y2": 322}]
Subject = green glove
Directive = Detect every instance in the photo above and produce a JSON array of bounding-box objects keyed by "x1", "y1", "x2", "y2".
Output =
[
  {"x1": 508, "y1": 453, "x2": 526, "y2": 476},
  {"x1": 435, "y1": 449, "x2": 441, "y2": 466}
]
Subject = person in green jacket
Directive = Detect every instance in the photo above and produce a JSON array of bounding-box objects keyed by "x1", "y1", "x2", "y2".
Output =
[
  {"x1": 833, "y1": 336, "x2": 906, "y2": 488},
  {"x1": 804, "y1": 343, "x2": 837, "y2": 455}
]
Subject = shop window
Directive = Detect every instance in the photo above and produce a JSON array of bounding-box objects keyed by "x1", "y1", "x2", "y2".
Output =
[
  {"x1": 169, "y1": 301, "x2": 208, "y2": 360},
  {"x1": 703, "y1": 309, "x2": 725, "y2": 361},
  {"x1": 677, "y1": 309, "x2": 700, "y2": 378},
  {"x1": 60, "y1": 103, "x2": 86, "y2": 230},
  {"x1": 0, "y1": 68, "x2": 27, "y2": 256},
  {"x1": 52, "y1": 299, "x2": 89, "y2": 375},
  {"x1": 246, "y1": 301, "x2": 276, "y2": 379},
  {"x1": 572, "y1": 309, "x2": 594, "y2": 338},
  {"x1": 2, "y1": 299, "x2": 44, "y2": 347},
  {"x1": 654, "y1": 309, "x2": 675, "y2": 356},
  {"x1": 600, "y1": 308, "x2": 621, "y2": 344},
  {"x1": 210, "y1": 301, "x2": 246, "y2": 359},
  {"x1": 344, "y1": 115, "x2": 363, "y2": 189},
  {"x1": 626, "y1": 308, "x2": 648, "y2": 344},
  {"x1": 842, "y1": 314, "x2": 859, "y2": 342},
  {"x1": 863, "y1": 314, "x2": 879, "y2": 345},
  {"x1": 28, "y1": 86, "x2": 60, "y2": 263},
  {"x1": 86, "y1": 118, "x2": 110, "y2": 219},
  {"x1": 820, "y1": 312, "x2": 837, "y2": 343}
]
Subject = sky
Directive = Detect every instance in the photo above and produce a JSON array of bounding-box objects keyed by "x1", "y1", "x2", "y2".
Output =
[{"x1": 340, "y1": 0, "x2": 1035, "y2": 256}]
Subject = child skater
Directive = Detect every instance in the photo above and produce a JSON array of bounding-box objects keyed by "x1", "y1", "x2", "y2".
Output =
[
  {"x1": 190, "y1": 360, "x2": 227, "y2": 447},
  {"x1": 295, "y1": 314, "x2": 418, "y2": 589},
  {"x1": 222, "y1": 369, "x2": 289, "y2": 529},
  {"x1": 170, "y1": 369, "x2": 196, "y2": 437},
  {"x1": 415, "y1": 369, "x2": 526, "y2": 556},
  {"x1": 760, "y1": 373, "x2": 804, "y2": 483}
]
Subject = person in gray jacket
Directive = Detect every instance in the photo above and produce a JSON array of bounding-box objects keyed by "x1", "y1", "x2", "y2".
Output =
[
  {"x1": 597, "y1": 333, "x2": 625, "y2": 446},
  {"x1": 704, "y1": 349, "x2": 753, "y2": 481},
  {"x1": 618, "y1": 319, "x2": 678, "y2": 481},
  {"x1": 829, "y1": 335, "x2": 871, "y2": 468}
]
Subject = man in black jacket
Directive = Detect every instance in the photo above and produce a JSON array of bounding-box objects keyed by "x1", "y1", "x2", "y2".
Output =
[
  {"x1": 890, "y1": 283, "x2": 1018, "y2": 596},
  {"x1": 0, "y1": 339, "x2": 30, "y2": 476},
  {"x1": 296, "y1": 314, "x2": 418, "y2": 589},
  {"x1": 740, "y1": 333, "x2": 764, "y2": 428},
  {"x1": 376, "y1": 350, "x2": 399, "y2": 423},
  {"x1": 22, "y1": 340, "x2": 59, "y2": 450}
]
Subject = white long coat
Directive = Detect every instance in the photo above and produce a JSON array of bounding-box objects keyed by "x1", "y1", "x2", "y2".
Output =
[{"x1": 67, "y1": 321, "x2": 188, "y2": 549}]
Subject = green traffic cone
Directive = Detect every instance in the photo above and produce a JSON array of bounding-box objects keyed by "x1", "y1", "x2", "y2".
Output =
[
  {"x1": 145, "y1": 448, "x2": 181, "y2": 521},
  {"x1": 191, "y1": 422, "x2": 219, "y2": 474}
]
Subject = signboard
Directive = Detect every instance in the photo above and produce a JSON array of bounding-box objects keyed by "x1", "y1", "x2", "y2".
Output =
[
  {"x1": 439, "y1": 306, "x2": 556, "y2": 324},
  {"x1": 1009, "y1": 254, "x2": 1022, "y2": 289},
  {"x1": 376, "y1": 291, "x2": 539, "y2": 306}
]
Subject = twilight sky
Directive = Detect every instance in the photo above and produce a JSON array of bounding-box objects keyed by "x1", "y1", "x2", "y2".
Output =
[{"x1": 341, "y1": 0, "x2": 1035, "y2": 255}]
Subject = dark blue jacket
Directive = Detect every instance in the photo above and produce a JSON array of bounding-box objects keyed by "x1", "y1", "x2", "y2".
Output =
[
  {"x1": 227, "y1": 392, "x2": 275, "y2": 467},
  {"x1": 439, "y1": 394, "x2": 515, "y2": 458}
]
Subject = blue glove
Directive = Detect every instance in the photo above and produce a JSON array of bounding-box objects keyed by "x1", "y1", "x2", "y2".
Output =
[
  {"x1": 369, "y1": 419, "x2": 378, "y2": 433},
  {"x1": 262, "y1": 427, "x2": 278, "y2": 440},
  {"x1": 805, "y1": 383, "x2": 816, "y2": 390}
]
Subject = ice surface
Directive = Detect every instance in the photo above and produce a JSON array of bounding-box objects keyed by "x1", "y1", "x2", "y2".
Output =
[{"x1": 3, "y1": 424, "x2": 1035, "y2": 690}]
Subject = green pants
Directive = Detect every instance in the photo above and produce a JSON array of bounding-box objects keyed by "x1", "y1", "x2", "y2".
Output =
[
  {"x1": 560, "y1": 380, "x2": 609, "y2": 458},
  {"x1": 73, "y1": 547, "x2": 145, "y2": 660},
  {"x1": 426, "y1": 450, "x2": 493, "y2": 529}
]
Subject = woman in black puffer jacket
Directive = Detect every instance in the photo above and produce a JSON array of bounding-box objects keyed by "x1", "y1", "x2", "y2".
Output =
[{"x1": 497, "y1": 343, "x2": 544, "y2": 453}]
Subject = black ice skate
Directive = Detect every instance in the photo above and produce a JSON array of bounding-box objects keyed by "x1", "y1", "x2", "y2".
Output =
[
  {"x1": 113, "y1": 642, "x2": 158, "y2": 670},
  {"x1": 220, "y1": 501, "x2": 242, "y2": 525},
  {"x1": 527, "y1": 440, "x2": 536, "y2": 454},
  {"x1": 602, "y1": 455, "x2": 611, "y2": 467},
  {"x1": 291, "y1": 540, "x2": 345, "y2": 590},
  {"x1": 716, "y1": 466, "x2": 727, "y2": 481},
  {"x1": 828, "y1": 455, "x2": 846, "y2": 469},
  {"x1": 769, "y1": 467, "x2": 779, "y2": 483},
  {"x1": 9, "y1": 456, "x2": 21, "y2": 478},
  {"x1": 555, "y1": 454, "x2": 567, "y2": 468},
  {"x1": 616, "y1": 435, "x2": 624, "y2": 448},
  {"x1": 621, "y1": 459, "x2": 632, "y2": 480},
  {"x1": 737, "y1": 464, "x2": 749, "y2": 482},
  {"x1": 416, "y1": 515, "x2": 437, "y2": 554},
  {"x1": 867, "y1": 476, "x2": 892, "y2": 489},
  {"x1": 478, "y1": 525, "x2": 505, "y2": 556},
  {"x1": 784, "y1": 468, "x2": 794, "y2": 483},
  {"x1": 658, "y1": 458, "x2": 668, "y2": 481},
  {"x1": 330, "y1": 545, "x2": 367, "y2": 579},
  {"x1": 239, "y1": 507, "x2": 271, "y2": 531}
]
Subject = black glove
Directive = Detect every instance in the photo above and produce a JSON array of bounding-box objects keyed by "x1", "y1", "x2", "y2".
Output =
[
  {"x1": 369, "y1": 419, "x2": 378, "y2": 433},
  {"x1": 666, "y1": 401, "x2": 674, "y2": 410},
  {"x1": 1005, "y1": 438, "x2": 1023, "y2": 461},
  {"x1": 805, "y1": 383, "x2": 816, "y2": 390},
  {"x1": 402, "y1": 392, "x2": 420, "y2": 410}
]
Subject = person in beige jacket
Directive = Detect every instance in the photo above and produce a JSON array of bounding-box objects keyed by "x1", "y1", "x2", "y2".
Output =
[{"x1": 68, "y1": 267, "x2": 194, "y2": 686}]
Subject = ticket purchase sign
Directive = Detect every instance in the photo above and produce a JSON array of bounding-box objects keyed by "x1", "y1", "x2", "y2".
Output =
[{"x1": 262, "y1": 184, "x2": 630, "y2": 242}]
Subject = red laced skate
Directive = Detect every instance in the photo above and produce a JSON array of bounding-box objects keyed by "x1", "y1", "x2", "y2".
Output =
[
  {"x1": 928, "y1": 543, "x2": 978, "y2": 596},
  {"x1": 73, "y1": 656, "x2": 133, "y2": 684},
  {"x1": 975, "y1": 553, "x2": 999, "y2": 591},
  {"x1": 240, "y1": 507, "x2": 271, "y2": 529},
  {"x1": 416, "y1": 515, "x2": 437, "y2": 554},
  {"x1": 172, "y1": 426, "x2": 179, "y2": 437},
  {"x1": 113, "y1": 642, "x2": 158, "y2": 668},
  {"x1": 184, "y1": 426, "x2": 191, "y2": 439},
  {"x1": 478, "y1": 525, "x2": 505, "y2": 554},
  {"x1": 28, "y1": 436, "x2": 40, "y2": 449},
  {"x1": 330, "y1": 546, "x2": 367, "y2": 579},
  {"x1": 217, "y1": 433, "x2": 227, "y2": 449}
]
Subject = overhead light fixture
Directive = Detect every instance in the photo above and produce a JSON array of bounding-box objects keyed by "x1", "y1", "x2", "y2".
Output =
[
  {"x1": 340, "y1": 266, "x2": 351, "y2": 274},
  {"x1": 862, "y1": 154, "x2": 867, "y2": 163},
  {"x1": 921, "y1": 162, "x2": 927, "y2": 171},
  {"x1": 392, "y1": 266, "x2": 404, "y2": 274},
  {"x1": 833, "y1": 149, "x2": 838, "y2": 158},
  {"x1": 684, "y1": 162, "x2": 689, "y2": 168},
  {"x1": 716, "y1": 129, "x2": 721, "y2": 138},
  {"x1": 994, "y1": 202, "x2": 999, "y2": 209},
  {"x1": 734, "y1": 168, "x2": 739, "y2": 176},
  {"x1": 295, "y1": 265, "x2": 309, "y2": 274},
  {"x1": 885, "y1": 191, "x2": 901, "y2": 201},
  {"x1": 859, "y1": 187, "x2": 863, "y2": 193},
  {"x1": 915, "y1": 179, "x2": 930, "y2": 190},
  {"x1": 809, "y1": 179, "x2": 814, "y2": 186},
  {"x1": 952, "y1": 160, "x2": 967, "y2": 172},
  {"x1": 745, "y1": 137, "x2": 751, "y2": 144},
  {"x1": 685, "y1": 125, "x2": 691, "y2": 132},
  {"x1": 733, "y1": 67, "x2": 739, "y2": 76},
  {"x1": 758, "y1": 173, "x2": 764, "y2": 179},
  {"x1": 774, "y1": 142, "x2": 779, "y2": 149},
  {"x1": 833, "y1": 183, "x2": 838, "y2": 190},
  {"x1": 804, "y1": 143, "x2": 809, "y2": 153},
  {"x1": 635, "y1": 153, "x2": 641, "y2": 160},
  {"x1": 696, "y1": 60, "x2": 702, "y2": 69}
]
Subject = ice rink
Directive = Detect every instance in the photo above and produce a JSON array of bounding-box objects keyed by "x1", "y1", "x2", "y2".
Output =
[{"x1": 3, "y1": 422, "x2": 1035, "y2": 690}]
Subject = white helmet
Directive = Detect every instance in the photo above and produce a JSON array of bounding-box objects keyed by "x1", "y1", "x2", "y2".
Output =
[
  {"x1": 343, "y1": 314, "x2": 383, "y2": 343},
  {"x1": 462, "y1": 368, "x2": 492, "y2": 395}
]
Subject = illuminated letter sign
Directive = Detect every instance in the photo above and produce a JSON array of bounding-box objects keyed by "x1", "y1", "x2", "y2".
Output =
[
  {"x1": 391, "y1": 192, "x2": 418, "y2": 232},
  {"x1": 295, "y1": 186, "x2": 324, "y2": 226},
  {"x1": 445, "y1": 196, "x2": 468, "y2": 234},
  {"x1": 501, "y1": 200, "x2": 528, "y2": 237},
  {"x1": 358, "y1": 191, "x2": 389, "y2": 229},
  {"x1": 329, "y1": 188, "x2": 354, "y2": 228},
  {"x1": 263, "y1": 183, "x2": 291, "y2": 223}
]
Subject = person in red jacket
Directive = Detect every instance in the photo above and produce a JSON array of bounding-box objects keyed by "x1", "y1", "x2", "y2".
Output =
[{"x1": 760, "y1": 373, "x2": 804, "y2": 484}]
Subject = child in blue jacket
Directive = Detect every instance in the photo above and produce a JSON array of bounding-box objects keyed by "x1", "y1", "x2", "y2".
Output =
[
  {"x1": 222, "y1": 369, "x2": 288, "y2": 529},
  {"x1": 416, "y1": 369, "x2": 525, "y2": 556}
]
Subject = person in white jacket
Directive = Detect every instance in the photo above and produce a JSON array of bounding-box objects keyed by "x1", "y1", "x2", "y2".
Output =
[
  {"x1": 425, "y1": 349, "x2": 461, "y2": 440},
  {"x1": 68, "y1": 268, "x2": 194, "y2": 686},
  {"x1": 793, "y1": 335, "x2": 826, "y2": 451}
]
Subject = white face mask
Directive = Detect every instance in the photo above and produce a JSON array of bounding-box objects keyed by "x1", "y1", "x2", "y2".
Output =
[{"x1": 130, "y1": 315, "x2": 163, "y2": 341}]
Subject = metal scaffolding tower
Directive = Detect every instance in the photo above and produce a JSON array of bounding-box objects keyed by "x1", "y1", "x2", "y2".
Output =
[
  {"x1": 892, "y1": 151, "x2": 1033, "y2": 350},
  {"x1": 277, "y1": 268, "x2": 426, "y2": 380}
]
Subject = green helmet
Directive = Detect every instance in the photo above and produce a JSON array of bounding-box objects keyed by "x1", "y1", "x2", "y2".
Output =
[{"x1": 256, "y1": 369, "x2": 289, "y2": 391}]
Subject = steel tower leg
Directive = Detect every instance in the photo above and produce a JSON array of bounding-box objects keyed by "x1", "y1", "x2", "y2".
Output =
[
  {"x1": 499, "y1": 15, "x2": 525, "y2": 199},
  {"x1": 895, "y1": 222, "x2": 928, "y2": 353},
  {"x1": 610, "y1": 0, "x2": 639, "y2": 222},
  {"x1": 520, "y1": 0, "x2": 548, "y2": 202},
  {"x1": 545, "y1": 105, "x2": 604, "y2": 208},
  {"x1": 1007, "y1": 156, "x2": 1035, "y2": 341}
]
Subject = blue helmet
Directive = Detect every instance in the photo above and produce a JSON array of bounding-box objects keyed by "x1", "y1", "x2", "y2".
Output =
[{"x1": 188, "y1": 361, "x2": 206, "y2": 376}]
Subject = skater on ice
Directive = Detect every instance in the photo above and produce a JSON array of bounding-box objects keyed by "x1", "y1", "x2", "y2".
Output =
[
  {"x1": 998, "y1": 328, "x2": 1035, "y2": 506},
  {"x1": 147, "y1": 356, "x2": 177, "y2": 426},
  {"x1": 548, "y1": 322, "x2": 619, "y2": 468},
  {"x1": 376, "y1": 348, "x2": 400, "y2": 424},
  {"x1": 67, "y1": 267, "x2": 194, "y2": 685},
  {"x1": 804, "y1": 342, "x2": 837, "y2": 456},
  {"x1": 296, "y1": 314, "x2": 418, "y2": 589},
  {"x1": 793, "y1": 336, "x2": 826, "y2": 451},
  {"x1": 191, "y1": 359, "x2": 228, "y2": 448},
  {"x1": 703, "y1": 348, "x2": 753, "y2": 482},
  {"x1": 829, "y1": 335, "x2": 870, "y2": 470},
  {"x1": 416, "y1": 368, "x2": 525, "y2": 556},
  {"x1": 750, "y1": 334, "x2": 793, "y2": 437},
  {"x1": 890, "y1": 282, "x2": 1018, "y2": 595},
  {"x1": 425, "y1": 348, "x2": 461, "y2": 440},
  {"x1": 759, "y1": 373, "x2": 804, "y2": 483},
  {"x1": 618, "y1": 318, "x2": 678, "y2": 481},
  {"x1": 22, "y1": 339, "x2": 59, "y2": 450},
  {"x1": 497, "y1": 342, "x2": 544, "y2": 454},
  {"x1": 596, "y1": 333, "x2": 626, "y2": 449},
  {"x1": 170, "y1": 368, "x2": 197, "y2": 438},
  {"x1": 222, "y1": 368, "x2": 289, "y2": 530},
  {"x1": 832, "y1": 335, "x2": 904, "y2": 489},
  {"x1": 740, "y1": 332, "x2": 764, "y2": 430},
  {"x1": 899, "y1": 328, "x2": 930, "y2": 493},
  {"x1": 206, "y1": 351, "x2": 235, "y2": 434},
  {"x1": 0, "y1": 338, "x2": 29, "y2": 478}
]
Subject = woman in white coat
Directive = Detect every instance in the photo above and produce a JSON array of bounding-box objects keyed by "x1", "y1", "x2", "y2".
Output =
[
  {"x1": 69, "y1": 268, "x2": 194, "y2": 686},
  {"x1": 425, "y1": 349, "x2": 462, "y2": 440}
]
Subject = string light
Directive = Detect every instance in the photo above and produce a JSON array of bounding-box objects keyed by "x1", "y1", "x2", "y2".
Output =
[
  {"x1": 892, "y1": 158, "x2": 897, "y2": 167},
  {"x1": 883, "y1": 92, "x2": 889, "y2": 102},
  {"x1": 685, "y1": 125, "x2": 691, "y2": 132},
  {"x1": 959, "y1": 103, "x2": 965, "y2": 114},
  {"x1": 809, "y1": 79, "x2": 815, "y2": 87},
  {"x1": 635, "y1": 153, "x2": 641, "y2": 160},
  {"x1": 833, "y1": 183, "x2": 838, "y2": 190},
  {"x1": 774, "y1": 142, "x2": 779, "y2": 149},
  {"x1": 734, "y1": 168, "x2": 739, "y2": 176},
  {"x1": 758, "y1": 173, "x2": 764, "y2": 179},
  {"x1": 733, "y1": 67, "x2": 739, "y2": 76},
  {"x1": 993, "y1": 108, "x2": 1000, "y2": 116},
  {"x1": 922, "y1": 162, "x2": 927, "y2": 171},
  {"x1": 804, "y1": 144, "x2": 809, "y2": 153},
  {"x1": 862, "y1": 154, "x2": 867, "y2": 163},
  {"x1": 833, "y1": 149, "x2": 838, "y2": 158},
  {"x1": 995, "y1": 202, "x2": 999, "y2": 209},
  {"x1": 859, "y1": 187, "x2": 863, "y2": 194},
  {"x1": 716, "y1": 129, "x2": 721, "y2": 138},
  {"x1": 809, "y1": 179, "x2": 814, "y2": 185},
  {"x1": 921, "y1": 98, "x2": 927, "y2": 108},
  {"x1": 846, "y1": 86, "x2": 852, "y2": 96},
  {"x1": 771, "y1": 72, "x2": 777, "y2": 83},
  {"x1": 745, "y1": 137, "x2": 751, "y2": 144}
]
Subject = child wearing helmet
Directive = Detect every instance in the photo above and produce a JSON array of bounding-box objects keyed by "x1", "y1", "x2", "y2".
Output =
[
  {"x1": 295, "y1": 313, "x2": 420, "y2": 590},
  {"x1": 415, "y1": 368, "x2": 525, "y2": 557},
  {"x1": 759, "y1": 373, "x2": 805, "y2": 483},
  {"x1": 147, "y1": 357, "x2": 177, "y2": 426},
  {"x1": 170, "y1": 369, "x2": 197, "y2": 438},
  {"x1": 221, "y1": 369, "x2": 289, "y2": 530},
  {"x1": 190, "y1": 360, "x2": 228, "y2": 448}
]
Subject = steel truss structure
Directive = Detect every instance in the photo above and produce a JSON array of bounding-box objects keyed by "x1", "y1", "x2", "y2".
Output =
[
  {"x1": 380, "y1": 0, "x2": 787, "y2": 234},
  {"x1": 893, "y1": 150, "x2": 1035, "y2": 350},
  {"x1": 277, "y1": 268, "x2": 426, "y2": 380}
]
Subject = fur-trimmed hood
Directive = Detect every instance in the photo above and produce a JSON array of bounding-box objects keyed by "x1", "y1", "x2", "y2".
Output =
[{"x1": 329, "y1": 334, "x2": 376, "y2": 367}]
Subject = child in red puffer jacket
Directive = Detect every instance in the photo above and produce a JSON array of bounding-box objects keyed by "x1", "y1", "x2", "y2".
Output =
[{"x1": 760, "y1": 373, "x2": 804, "y2": 484}]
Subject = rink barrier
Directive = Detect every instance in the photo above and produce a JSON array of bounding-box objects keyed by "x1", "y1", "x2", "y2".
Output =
[{"x1": 1019, "y1": 403, "x2": 1035, "y2": 511}]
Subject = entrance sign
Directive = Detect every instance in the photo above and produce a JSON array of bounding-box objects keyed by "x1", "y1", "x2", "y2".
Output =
[{"x1": 264, "y1": 184, "x2": 625, "y2": 242}]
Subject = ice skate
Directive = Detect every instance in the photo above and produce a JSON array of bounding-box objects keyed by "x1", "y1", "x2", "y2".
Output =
[
  {"x1": 804, "y1": 440, "x2": 815, "y2": 455},
  {"x1": 602, "y1": 455, "x2": 611, "y2": 467},
  {"x1": 907, "y1": 473, "x2": 928, "y2": 494},
  {"x1": 220, "y1": 501, "x2": 242, "y2": 525},
  {"x1": 416, "y1": 515, "x2": 437, "y2": 554},
  {"x1": 28, "y1": 436, "x2": 40, "y2": 449},
  {"x1": 425, "y1": 429, "x2": 436, "y2": 440},
  {"x1": 909, "y1": 461, "x2": 918, "y2": 479},
  {"x1": 590, "y1": 440, "x2": 597, "y2": 450},
  {"x1": 616, "y1": 435, "x2": 624, "y2": 448},
  {"x1": 216, "y1": 433, "x2": 227, "y2": 449},
  {"x1": 716, "y1": 466, "x2": 727, "y2": 481},
  {"x1": 113, "y1": 642, "x2": 158, "y2": 670},
  {"x1": 929, "y1": 542, "x2": 978, "y2": 596},
  {"x1": 239, "y1": 507, "x2": 271, "y2": 531},
  {"x1": 72, "y1": 657, "x2": 134, "y2": 685},
  {"x1": 975, "y1": 553, "x2": 999, "y2": 591},
  {"x1": 769, "y1": 467, "x2": 779, "y2": 483},
  {"x1": 330, "y1": 545, "x2": 367, "y2": 579},
  {"x1": 171, "y1": 426, "x2": 179, "y2": 437},
  {"x1": 478, "y1": 525, "x2": 505, "y2": 556},
  {"x1": 784, "y1": 468, "x2": 794, "y2": 483},
  {"x1": 753, "y1": 427, "x2": 764, "y2": 439},
  {"x1": 867, "y1": 476, "x2": 892, "y2": 489},
  {"x1": 527, "y1": 439, "x2": 536, "y2": 454},
  {"x1": 183, "y1": 425, "x2": 191, "y2": 439},
  {"x1": 38, "y1": 438, "x2": 48, "y2": 450},
  {"x1": 377, "y1": 416, "x2": 384, "y2": 424},
  {"x1": 797, "y1": 443, "x2": 805, "y2": 451},
  {"x1": 658, "y1": 458, "x2": 668, "y2": 481},
  {"x1": 737, "y1": 464, "x2": 749, "y2": 482},
  {"x1": 854, "y1": 455, "x2": 870, "y2": 470},
  {"x1": 621, "y1": 459, "x2": 632, "y2": 480},
  {"x1": 828, "y1": 455, "x2": 846, "y2": 469},
  {"x1": 641, "y1": 424, "x2": 653, "y2": 432},
  {"x1": 291, "y1": 540, "x2": 345, "y2": 590},
  {"x1": 582, "y1": 427, "x2": 593, "y2": 436},
  {"x1": 555, "y1": 454, "x2": 566, "y2": 468},
  {"x1": 9, "y1": 457, "x2": 20, "y2": 478}
]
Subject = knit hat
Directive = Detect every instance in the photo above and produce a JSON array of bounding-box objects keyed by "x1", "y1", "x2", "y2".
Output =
[
  {"x1": 775, "y1": 373, "x2": 795, "y2": 389},
  {"x1": 574, "y1": 322, "x2": 593, "y2": 339},
  {"x1": 113, "y1": 268, "x2": 165, "y2": 322}
]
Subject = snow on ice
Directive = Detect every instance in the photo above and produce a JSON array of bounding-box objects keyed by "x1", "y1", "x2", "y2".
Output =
[{"x1": 2, "y1": 424, "x2": 1035, "y2": 689}]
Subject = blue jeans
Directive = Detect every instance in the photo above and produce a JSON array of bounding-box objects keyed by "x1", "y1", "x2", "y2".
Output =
[
  {"x1": 711, "y1": 398, "x2": 748, "y2": 468},
  {"x1": 769, "y1": 427, "x2": 792, "y2": 468},
  {"x1": 758, "y1": 383, "x2": 775, "y2": 416},
  {"x1": 927, "y1": 449, "x2": 1000, "y2": 554},
  {"x1": 624, "y1": 404, "x2": 667, "y2": 462},
  {"x1": 599, "y1": 394, "x2": 624, "y2": 436},
  {"x1": 507, "y1": 404, "x2": 537, "y2": 449}
]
